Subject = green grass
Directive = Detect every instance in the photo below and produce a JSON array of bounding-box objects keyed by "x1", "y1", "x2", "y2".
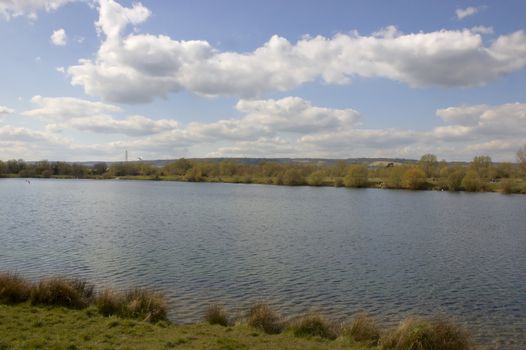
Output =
[
  {"x1": 0, "y1": 303, "x2": 377, "y2": 350},
  {"x1": 0, "y1": 272, "x2": 479, "y2": 349}
]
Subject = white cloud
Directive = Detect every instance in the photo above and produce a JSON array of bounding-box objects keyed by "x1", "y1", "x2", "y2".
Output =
[
  {"x1": 51, "y1": 28, "x2": 67, "y2": 46},
  {"x1": 237, "y1": 97, "x2": 360, "y2": 133},
  {"x1": 208, "y1": 137, "x2": 302, "y2": 158},
  {"x1": 471, "y1": 26, "x2": 494, "y2": 34},
  {"x1": 0, "y1": 0, "x2": 72, "y2": 19},
  {"x1": 67, "y1": 0, "x2": 526, "y2": 103},
  {"x1": 0, "y1": 105, "x2": 15, "y2": 116},
  {"x1": 189, "y1": 97, "x2": 360, "y2": 140},
  {"x1": 5, "y1": 96, "x2": 526, "y2": 161},
  {"x1": 95, "y1": 0, "x2": 150, "y2": 39},
  {"x1": 59, "y1": 114, "x2": 179, "y2": 136},
  {"x1": 56, "y1": 66, "x2": 65, "y2": 73},
  {"x1": 22, "y1": 96, "x2": 179, "y2": 136},
  {"x1": 456, "y1": 7, "x2": 479, "y2": 20},
  {"x1": 210, "y1": 101, "x2": 526, "y2": 160},
  {"x1": 23, "y1": 95, "x2": 121, "y2": 119},
  {"x1": 435, "y1": 103, "x2": 526, "y2": 138},
  {"x1": 0, "y1": 125, "x2": 57, "y2": 142}
]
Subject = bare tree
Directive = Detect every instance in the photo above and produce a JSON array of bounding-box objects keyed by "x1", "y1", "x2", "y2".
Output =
[{"x1": 517, "y1": 145, "x2": 526, "y2": 177}]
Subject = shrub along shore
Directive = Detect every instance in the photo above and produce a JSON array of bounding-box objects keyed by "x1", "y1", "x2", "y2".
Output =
[
  {"x1": 0, "y1": 272, "x2": 477, "y2": 349},
  {"x1": 2, "y1": 151, "x2": 526, "y2": 194}
]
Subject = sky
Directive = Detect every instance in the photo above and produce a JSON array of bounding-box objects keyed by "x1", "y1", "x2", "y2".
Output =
[{"x1": 0, "y1": 0, "x2": 525, "y2": 162}]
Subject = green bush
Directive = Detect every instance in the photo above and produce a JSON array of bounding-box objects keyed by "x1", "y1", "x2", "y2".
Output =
[
  {"x1": 402, "y1": 167, "x2": 427, "y2": 190},
  {"x1": 462, "y1": 170, "x2": 482, "y2": 192},
  {"x1": 447, "y1": 168, "x2": 465, "y2": 191},
  {"x1": 500, "y1": 179, "x2": 520, "y2": 194},
  {"x1": 343, "y1": 165, "x2": 369, "y2": 188},
  {"x1": 307, "y1": 170, "x2": 325, "y2": 186},
  {"x1": 282, "y1": 169, "x2": 305, "y2": 186}
]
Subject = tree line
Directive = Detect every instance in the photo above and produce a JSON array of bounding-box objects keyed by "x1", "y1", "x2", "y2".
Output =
[{"x1": 1, "y1": 145, "x2": 525, "y2": 194}]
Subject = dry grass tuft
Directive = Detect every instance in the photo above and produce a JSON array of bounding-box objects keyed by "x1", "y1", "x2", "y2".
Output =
[
  {"x1": 121, "y1": 288, "x2": 168, "y2": 323},
  {"x1": 344, "y1": 313, "x2": 381, "y2": 344},
  {"x1": 95, "y1": 288, "x2": 168, "y2": 323},
  {"x1": 30, "y1": 277, "x2": 94, "y2": 309},
  {"x1": 381, "y1": 317, "x2": 473, "y2": 350},
  {"x1": 0, "y1": 272, "x2": 32, "y2": 304},
  {"x1": 289, "y1": 313, "x2": 338, "y2": 340},
  {"x1": 95, "y1": 289, "x2": 124, "y2": 317},
  {"x1": 204, "y1": 304, "x2": 230, "y2": 326},
  {"x1": 246, "y1": 303, "x2": 284, "y2": 334}
]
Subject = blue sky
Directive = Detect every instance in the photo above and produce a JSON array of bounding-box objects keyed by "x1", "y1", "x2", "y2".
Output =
[{"x1": 0, "y1": 0, "x2": 525, "y2": 161}]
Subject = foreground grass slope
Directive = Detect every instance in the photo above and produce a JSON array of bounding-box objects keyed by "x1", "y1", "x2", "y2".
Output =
[
  {"x1": 0, "y1": 273, "x2": 476, "y2": 349},
  {"x1": 0, "y1": 303, "x2": 373, "y2": 350}
]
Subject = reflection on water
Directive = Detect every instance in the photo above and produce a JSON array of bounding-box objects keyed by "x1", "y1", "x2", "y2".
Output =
[{"x1": 0, "y1": 178, "x2": 524, "y2": 348}]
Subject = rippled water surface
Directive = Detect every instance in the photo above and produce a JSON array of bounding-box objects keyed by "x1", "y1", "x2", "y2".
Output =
[{"x1": 0, "y1": 178, "x2": 525, "y2": 348}]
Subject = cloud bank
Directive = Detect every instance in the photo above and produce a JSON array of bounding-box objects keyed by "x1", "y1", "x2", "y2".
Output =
[
  {"x1": 0, "y1": 0, "x2": 72, "y2": 19},
  {"x1": 22, "y1": 96, "x2": 179, "y2": 136},
  {"x1": 67, "y1": 0, "x2": 526, "y2": 103},
  {"x1": 1, "y1": 96, "x2": 523, "y2": 161}
]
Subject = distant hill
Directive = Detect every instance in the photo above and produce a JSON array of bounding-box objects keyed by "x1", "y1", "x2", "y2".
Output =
[
  {"x1": 74, "y1": 157, "x2": 423, "y2": 167},
  {"x1": 24, "y1": 157, "x2": 478, "y2": 167}
]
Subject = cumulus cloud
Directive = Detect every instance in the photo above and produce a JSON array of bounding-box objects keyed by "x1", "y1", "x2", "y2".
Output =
[
  {"x1": 207, "y1": 101, "x2": 526, "y2": 159},
  {"x1": 456, "y1": 7, "x2": 479, "y2": 20},
  {"x1": 66, "y1": 0, "x2": 526, "y2": 103},
  {"x1": 23, "y1": 96, "x2": 179, "y2": 136},
  {"x1": 0, "y1": 105, "x2": 15, "y2": 116},
  {"x1": 435, "y1": 103, "x2": 526, "y2": 139},
  {"x1": 51, "y1": 28, "x2": 67, "y2": 46},
  {"x1": 208, "y1": 137, "x2": 302, "y2": 158},
  {"x1": 55, "y1": 114, "x2": 179, "y2": 136},
  {"x1": 0, "y1": 0, "x2": 72, "y2": 19},
  {"x1": 188, "y1": 97, "x2": 360, "y2": 140},
  {"x1": 5, "y1": 94, "x2": 526, "y2": 161},
  {"x1": 23, "y1": 95, "x2": 121, "y2": 119},
  {"x1": 0, "y1": 125, "x2": 58, "y2": 142}
]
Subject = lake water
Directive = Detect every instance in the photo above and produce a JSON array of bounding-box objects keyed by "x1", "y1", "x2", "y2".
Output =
[{"x1": 0, "y1": 178, "x2": 524, "y2": 348}]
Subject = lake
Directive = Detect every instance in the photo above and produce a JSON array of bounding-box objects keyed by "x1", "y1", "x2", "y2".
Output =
[{"x1": 0, "y1": 178, "x2": 524, "y2": 348}]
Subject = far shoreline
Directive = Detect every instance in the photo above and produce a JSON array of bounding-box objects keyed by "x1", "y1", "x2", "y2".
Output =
[{"x1": 2, "y1": 173, "x2": 525, "y2": 196}]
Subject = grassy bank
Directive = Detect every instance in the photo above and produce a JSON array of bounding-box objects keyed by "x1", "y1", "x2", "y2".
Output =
[
  {"x1": 4, "y1": 172, "x2": 526, "y2": 196},
  {"x1": 1, "y1": 303, "x2": 374, "y2": 350},
  {"x1": 0, "y1": 273, "x2": 478, "y2": 349}
]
